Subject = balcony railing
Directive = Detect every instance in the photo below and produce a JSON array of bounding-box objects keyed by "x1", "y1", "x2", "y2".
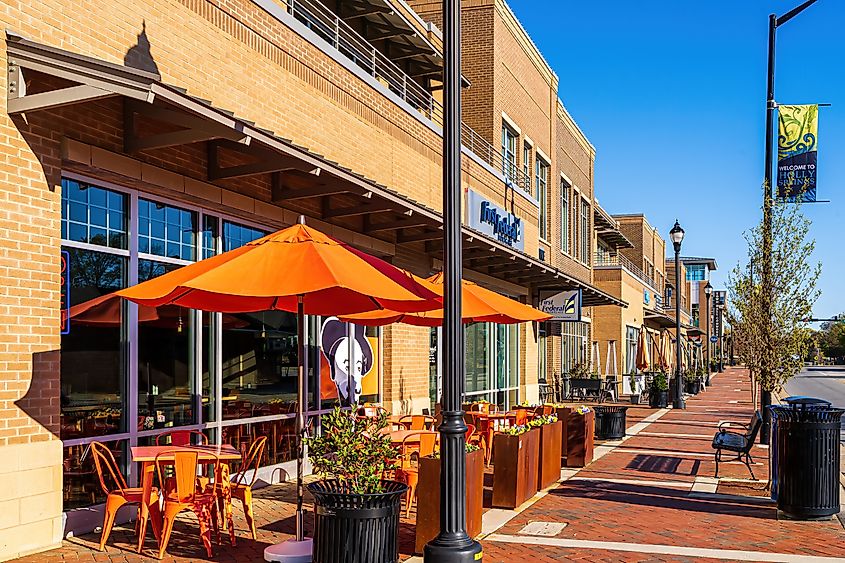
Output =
[
  {"x1": 594, "y1": 252, "x2": 660, "y2": 293},
  {"x1": 284, "y1": 0, "x2": 534, "y2": 199}
]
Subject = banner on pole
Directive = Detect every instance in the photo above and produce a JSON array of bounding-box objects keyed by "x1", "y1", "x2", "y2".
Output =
[{"x1": 777, "y1": 104, "x2": 818, "y2": 202}]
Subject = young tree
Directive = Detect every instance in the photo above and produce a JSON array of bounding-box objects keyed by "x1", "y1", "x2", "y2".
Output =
[{"x1": 727, "y1": 191, "x2": 821, "y2": 443}]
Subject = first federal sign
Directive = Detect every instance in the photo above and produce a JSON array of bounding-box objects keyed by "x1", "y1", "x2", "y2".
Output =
[{"x1": 539, "y1": 289, "x2": 582, "y2": 322}]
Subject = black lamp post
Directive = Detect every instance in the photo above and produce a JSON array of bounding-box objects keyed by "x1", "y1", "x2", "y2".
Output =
[
  {"x1": 669, "y1": 220, "x2": 685, "y2": 410},
  {"x1": 424, "y1": 0, "x2": 482, "y2": 561},
  {"x1": 704, "y1": 281, "x2": 712, "y2": 385}
]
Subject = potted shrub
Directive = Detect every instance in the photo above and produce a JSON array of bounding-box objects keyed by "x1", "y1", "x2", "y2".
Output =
[
  {"x1": 414, "y1": 443, "x2": 484, "y2": 554},
  {"x1": 629, "y1": 372, "x2": 641, "y2": 404},
  {"x1": 305, "y1": 407, "x2": 407, "y2": 563},
  {"x1": 684, "y1": 367, "x2": 703, "y2": 395},
  {"x1": 648, "y1": 371, "x2": 670, "y2": 408},
  {"x1": 529, "y1": 414, "x2": 563, "y2": 490},
  {"x1": 492, "y1": 424, "x2": 540, "y2": 509}
]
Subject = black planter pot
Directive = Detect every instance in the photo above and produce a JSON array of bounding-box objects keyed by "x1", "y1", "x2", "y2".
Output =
[
  {"x1": 630, "y1": 394, "x2": 641, "y2": 405},
  {"x1": 649, "y1": 390, "x2": 669, "y2": 409},
  {"x1": 308, "y1": 479, "x2": 408, "y2": 563},
  {"x1": 685, "y1": 380, "x2": 702, "y2": 395}
]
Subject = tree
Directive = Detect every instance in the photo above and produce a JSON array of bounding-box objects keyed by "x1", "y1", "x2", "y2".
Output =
[
  {"x1": 817, "y1": 314, "x2": 845, "y2": 360},
  {"x1": 727, "y1": 191, "x2": 820, "y2": 440}
]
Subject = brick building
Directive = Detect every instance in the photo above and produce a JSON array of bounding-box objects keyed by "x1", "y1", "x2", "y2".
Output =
[{"x1": 0, "y1": 0, "x2": 622, "y2": 557}]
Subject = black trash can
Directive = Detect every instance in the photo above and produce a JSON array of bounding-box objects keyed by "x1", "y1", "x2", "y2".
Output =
[
  {"x1": 771, "y1": 404, "x2": 843, "y2": 519},
  {"x1": 594, "y1": 406, "x2": 628, "y2": 439},
  {"x1": 308, "y1": 479, "x2": 408, "y2": 563},
  {"x1": 770, "y1": 397, "x2": 832, "y2": 501}
]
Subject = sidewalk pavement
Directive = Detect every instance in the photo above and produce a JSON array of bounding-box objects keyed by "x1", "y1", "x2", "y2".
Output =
[
  {"x1": 479, "y1": 367, "x2": 845, "y2": 562},
  {"x1": 12, "y1": 367, "x2": 845, "y2": 562}
]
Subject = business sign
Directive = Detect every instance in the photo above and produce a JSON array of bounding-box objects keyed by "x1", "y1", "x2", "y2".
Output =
[
  {"x1": 319, "y1": 317, "x2": 379, "y2": 406},
  {"x1": 643, "y1": 289, "x2": 650, "y2": 305},
  {"x1": 539, "y1": 289, "x2": 581, "y2": 322},
  {"x1": 466, "y1": 189, "x2": 524, "y2": 251},
  {"x1": 714, "y1": 290, "x2": 726, "y2": 307},
  {"x1": 777, "y1": 104, "x2": 818, "y2": 202},
  {"x1": 710, "y1": 335, "x2": 718, "y2": 343},
  {"x1": 60, "y1": 250, "x2": 70, "y2": 335}
]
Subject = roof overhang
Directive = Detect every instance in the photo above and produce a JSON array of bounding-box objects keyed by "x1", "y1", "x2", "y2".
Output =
[
  {"x1": 594, "y1": 205, "x2": 633, "y2": 249},
  {"x1": 643, "y1": 310, "x2": 676, "y2": 329},
  {"x1": 680, "y1": 257, "x2": 718, "y2": 271},
  {"x1": 7, "y1": 32, "x2": 622, "y2": 308}
]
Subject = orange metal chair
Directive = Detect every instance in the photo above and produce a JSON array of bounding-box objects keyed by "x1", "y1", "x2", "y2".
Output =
[
  {"x1": 395, "y1": 431, "x2": 438, "y2": 517},
  {"x1": 155, "y1": 429, "x2": 208, "y2": 446},
  {"x1": 214, "y1": 436, "x2": 267, "y2": 540},
  {"x1": 156, "y1": 450, "x2": 220, "y2": 559},
  {"x1": 399, "y1": 414, "x2": 436, "y2": 430},
  {"x1": 91, "y1": 442, "x2": 161, "y2": 552},
  {"x1": 514, "y1": 409, "x2": 531, "y2": 426}
]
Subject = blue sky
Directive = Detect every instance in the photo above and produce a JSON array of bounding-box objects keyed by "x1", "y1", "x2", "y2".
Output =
[{"x1": 510, "y1": 1, "x2": 844, "y2": 318}]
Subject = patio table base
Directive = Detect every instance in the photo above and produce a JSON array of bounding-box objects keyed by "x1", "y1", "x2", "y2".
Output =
[{"x1": 264, "y1": 538, "x2": 313, "y2": 562}]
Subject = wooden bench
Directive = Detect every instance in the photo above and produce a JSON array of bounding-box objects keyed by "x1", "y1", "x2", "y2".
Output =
[{"x1": 712, "y1": 411, "x2": 762, "y2": 479}]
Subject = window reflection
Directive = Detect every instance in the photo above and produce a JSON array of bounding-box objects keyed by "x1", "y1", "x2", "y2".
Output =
[
  {"x1": 138, "y1": 260, "x2": 195, "y2": 429},
  {"x1": 61, "y1": 247, "x2": 127, "y2": 439},
  {"x1": 62, "y1": 440, "x2": 126, "y2": 510},
  {"x1": 221, "y1": 311, "x2": 299, "y2": 419}
]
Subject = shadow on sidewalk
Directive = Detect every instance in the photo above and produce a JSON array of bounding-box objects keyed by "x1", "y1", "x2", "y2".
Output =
[
  {"x1": 550, "y1": 480, "x2": 773, "y2": 519},
  {"x1": 626, "y1": 454, "x2": 701, "y2": 475}
]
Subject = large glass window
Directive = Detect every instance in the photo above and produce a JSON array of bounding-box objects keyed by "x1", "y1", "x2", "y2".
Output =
[
  {"x1": 61, "y1": 179, "x2": 127, "y2": 249},
  {"x1": 686, "y1": 264, "x2": 706, "y2": 281},
  {"x1": 138, "y1": 199, "x2": 196, "y2": 261},
  {"x1": 465, "y1": 323, "x2": 489, "y2": 397},
  {"x1": 580, "y1": 199, "x2": 590, "y2": 265},
  {"x1": 625, "y1": 326, "x2": 640, "y2": 374},
  {"x1": 522, "y1": 141, "x2": 532, "y2": 181},
  {"x1": 562, "y1": 322, "x2": 588, "y2": 373},
  {"x1": 137, "y1": 260, "x2": 196, "y2": 430},
  {"x1": 560, "y1": 179, "x2": 570, "y2": 254},
  {"x1": 536, "y1": 159, "x2": 549, "y2": 240},
  {"x1": 501, "y1": 125, "x2": 518, "y2": 183}
]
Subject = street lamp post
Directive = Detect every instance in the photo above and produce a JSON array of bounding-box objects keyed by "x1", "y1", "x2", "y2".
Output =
[
  {"x1": 760, "y1": 0, "x2": 819, "y2": 446},
  {"x1": 669, "y1": 220, "x2": 685, "y2": 410},
  {"x1": 424, "y1": 0, "x2": 482, "y2": 561},
  {"x1": 718, "y1": 305, "x2": 725, "y2": 373},
  {"x1": 704, "y1": 281, "x2": 712, "y2": 385}
]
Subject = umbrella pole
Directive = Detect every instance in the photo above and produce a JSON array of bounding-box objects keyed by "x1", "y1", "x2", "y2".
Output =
[{"x1": 296, "y1": 295, "x2": 306, "y2": 542}]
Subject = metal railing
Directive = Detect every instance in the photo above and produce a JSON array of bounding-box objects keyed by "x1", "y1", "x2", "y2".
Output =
[
  {"x1": 284, "y1": 0, "x2": 534, "y2": 199},
  {"x1": 594, "y1": 252, "x2": 660, "y2": 293}
]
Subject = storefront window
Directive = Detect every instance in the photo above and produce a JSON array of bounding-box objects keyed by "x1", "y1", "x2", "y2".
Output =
[
  {"x1": 137, "y1": 260, "x2": 195, "y2": 429},
  {"x1": 61, "y1": 179, "x2": 127, "y2": 249},
  {"x1": 61, "y1": 247, "x2": 127, "y2": 439},
  {"x1": 465, "y1": 323, "x2": 489, "y2": 397},
  {"x1": 562, "y1": 322, "x2": 588, "y2": 373},
  {"x1": 625, "y1": 326, "x2": 640, "y2": 374}
]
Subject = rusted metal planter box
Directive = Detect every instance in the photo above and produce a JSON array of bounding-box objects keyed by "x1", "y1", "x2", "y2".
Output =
[
  {"x1": 491, "y1": 428, "x2": 540, "y2": 509},
  {"x1": 555, "y1": 407, "x2": 595, "y2": 467},
  {"x1": 537, "y1": 420, "x2": 563, "y2": 489},
  {"x1": 414, "y1": 448, "x2": 485, "y2": 554}
]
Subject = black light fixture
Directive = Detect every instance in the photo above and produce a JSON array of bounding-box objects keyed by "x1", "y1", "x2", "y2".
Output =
[
  {"x1": 669, "y1": 220, "x2": 685, "y2": 252},
  {"x1": 670, "y1": 220, "x2": 685, "y2": 410},
  {"x1": 704, "y1": 281, "x2": 713, "y2": 385}
]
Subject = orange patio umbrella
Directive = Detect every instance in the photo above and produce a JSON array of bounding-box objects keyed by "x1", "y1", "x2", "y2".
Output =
[
  {"x1": 635, "y1": 329, "x2": 650, "y2": 371},
  {"x1": 339, "y1": 271, "x2": 551, "y2": 326},
  {"x1": 116, "y1": 220, "x2": 440, "y2": 547}
]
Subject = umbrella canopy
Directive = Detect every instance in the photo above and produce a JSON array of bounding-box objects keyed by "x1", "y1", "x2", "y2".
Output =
[
  {"x1": 658, "y1": 331, "x2": 671, "y2": 372},
  {"x1": 635, "y1": 329, "x2": 650, "y2": 371},
  {"x1": 116, "y1": 220, "x2": 440, "y2": 545},
  {"x1": 339, "y1": 271, "x2": 551, "y2": 326},
  {"x1": 69, "y1": 292, "x2": 248, "y2": 329},
  {"x1": 117, "y1": 223, "x2": 440, "y2": 315}
]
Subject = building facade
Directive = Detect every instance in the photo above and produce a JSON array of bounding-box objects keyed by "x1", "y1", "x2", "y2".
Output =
[{"x1": 0, "y1": 0, "x2": 622, "y2": 557}]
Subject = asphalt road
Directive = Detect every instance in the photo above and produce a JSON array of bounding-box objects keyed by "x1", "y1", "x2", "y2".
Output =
[{"x1": 783, "y1": 366, "x2": 845, "y2": 443}]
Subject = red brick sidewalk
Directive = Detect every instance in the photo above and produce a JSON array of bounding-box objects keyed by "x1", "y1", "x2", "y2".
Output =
[{"x1": 480, "y1": 367, "x2": 845, "y2": 562}]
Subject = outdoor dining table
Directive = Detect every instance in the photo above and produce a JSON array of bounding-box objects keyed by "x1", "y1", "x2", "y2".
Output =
[{"x1": 131, "y1": 444, "x2": 242, "y2": 553}]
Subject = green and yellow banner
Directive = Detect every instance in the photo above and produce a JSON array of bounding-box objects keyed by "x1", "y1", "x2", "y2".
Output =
[{"x1": 777, "y1": 104, "x2": 818, "y2": 202}]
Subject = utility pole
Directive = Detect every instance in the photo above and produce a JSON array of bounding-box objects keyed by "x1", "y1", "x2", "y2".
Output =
[{"x1": 760, "y1": 0, "x2": 819, "y2": 444}]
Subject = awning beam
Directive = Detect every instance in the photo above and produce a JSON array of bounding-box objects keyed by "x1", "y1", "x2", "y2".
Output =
[
  {"x1": 124, "y1": 100, "x2": 249, "y2": 152},
  {"x1": 271, "y1": 172, "x2": 349, "y2": 202},
  {"x1": 322, "y1": 199, "x2": 396, "y2": 219},
  {"x1": 7, "y1": 82, "x2": 114, "y2": 114},
  {"x1": 208, "y1": 140, "x2": 319, "y2": 180}
]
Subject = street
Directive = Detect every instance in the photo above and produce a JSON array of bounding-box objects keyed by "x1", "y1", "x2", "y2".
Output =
[{"x1": 784, "y1": 366, "x2": 845, "y2": 443}]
